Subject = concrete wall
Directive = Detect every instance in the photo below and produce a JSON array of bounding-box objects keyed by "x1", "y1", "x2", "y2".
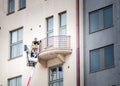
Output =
[
  {"x1": 84, "y1": 0, "x2": 120, "y2": 86},
  {"x1": 0, "y1": 0, "x2": 83, "y2": 86}
]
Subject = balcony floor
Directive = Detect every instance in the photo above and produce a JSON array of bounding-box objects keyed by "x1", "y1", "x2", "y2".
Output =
[{"x1": 38, "y1": 49, "x2": 72, "y2": 61}]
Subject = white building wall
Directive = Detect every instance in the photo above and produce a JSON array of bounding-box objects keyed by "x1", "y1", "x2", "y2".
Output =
[{"x1": 0, "y1": 0, "x2": 82, "y2": 86}]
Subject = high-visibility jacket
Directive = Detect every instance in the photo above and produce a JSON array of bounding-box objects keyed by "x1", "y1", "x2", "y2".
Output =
[{"x1": 31, "y1": 41, "x2": 39, "y2": 52}]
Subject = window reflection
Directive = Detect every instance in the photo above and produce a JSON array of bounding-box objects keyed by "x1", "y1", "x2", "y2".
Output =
[{"x1": 49, "y1": 65, "x2": 63, "y2": 86}]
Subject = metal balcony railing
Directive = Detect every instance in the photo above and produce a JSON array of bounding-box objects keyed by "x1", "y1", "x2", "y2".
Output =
[{"x1": 39, "y1": 35, "x2": 71, "y2": 52}]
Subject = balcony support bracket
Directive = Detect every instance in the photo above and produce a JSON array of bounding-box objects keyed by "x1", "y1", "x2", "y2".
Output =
[
  {"x1": 39, "y1": 59, "x2": 47, "y2": 67},
  {"x1": 57, "y1": 54, "x2": 65, "y2": 63}
]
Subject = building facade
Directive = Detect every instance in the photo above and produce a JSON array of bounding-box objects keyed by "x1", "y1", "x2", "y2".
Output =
[
  {"x1": 0, "y1": 0, "x2": 83, "y2": 86},
  {"x1": 84, "y1": 0, "x2": 120, "y2": 86}
]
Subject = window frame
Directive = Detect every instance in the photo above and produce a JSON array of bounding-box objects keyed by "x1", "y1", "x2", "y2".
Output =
[
  {"x1": 59, "y1": 11, "x2": 67, "y2": 35},
  {"x1": 49, "y1": 65, "x2": 63, "y2": 86},
  {"x1": 103, "y1": 5, "x2": 113, "y2": 29},
  {"x1": 89, "y1": 5, "x2": 113, "y2": 34},
  {"x1": 46, "y1": 16, "x2": 54, "y2": 47},
  {"x1": 8, "y1": 75, "x2": 22, "y2": 86},
  {"x1": 10, "y1": 27, "x2": 23, "y2": 59},
  {"x1": 8, "y1": 0, "x2": 15, "y2": 15},
  {"x1": 90, "y1": 44, "x2": 115, "y2": 73},
  {"x1": 19, "y1": 0, "x2": 26, "y2": 11}
]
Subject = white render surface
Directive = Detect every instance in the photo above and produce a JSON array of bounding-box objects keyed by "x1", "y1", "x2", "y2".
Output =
[{"x1": 0, "y1": 0, "x2": 84, "y2": 86}]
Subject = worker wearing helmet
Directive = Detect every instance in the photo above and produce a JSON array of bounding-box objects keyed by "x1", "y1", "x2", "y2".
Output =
[{"x1": 31, "y1": 38, "x2": 39, "y2": 58}]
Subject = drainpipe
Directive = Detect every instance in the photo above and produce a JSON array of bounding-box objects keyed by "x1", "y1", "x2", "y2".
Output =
[{"x1": 76, "y1": 0, "x2": 80, "y2": 86}]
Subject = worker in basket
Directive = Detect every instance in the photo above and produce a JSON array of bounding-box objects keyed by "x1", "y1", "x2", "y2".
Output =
[
  {"x1": 31, "y1": 38, "x2": 39, "y2": 58},
  {"x1": 27, "y1": 38, "x2": 39, "y2": 66}
]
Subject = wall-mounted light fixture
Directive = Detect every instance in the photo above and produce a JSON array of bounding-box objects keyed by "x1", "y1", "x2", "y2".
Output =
[
  {"x1": 39, "y1": 25, "x2": 41, "y2": 28},
  {"x1": 30, "y1": 28, "x2": 32, "y2": 31}
]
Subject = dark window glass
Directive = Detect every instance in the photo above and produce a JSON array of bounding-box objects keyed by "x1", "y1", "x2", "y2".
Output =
[
  {"x1": 8, "y1": 76, "x2": 22, "y2": 86},
  {"x1": 103, "y1": 5, "x2": 113, "y2": 28},
  {"x1": 8, "y1": 0, "x2": 15, "y2": 13},
  {"x1": 59, "y1": 66, "x2": 63, "y2": 79},
  {"x1": 104, "y1": 45, "x2": 114, "y2": 68},
  {"x1": 47, "y1": 17, "x2": 53, "y2": 31},
  {"x1": 60, "y1": 12, "x2": 66, "y2": 27},
  {"x1": 90, "y1": 11, "x2": 99, "y2": 33},
  {"x1": 10, "y1": 28, "x2": 23, "y2": 58},
  {"x1": 90, "y1": 49, "x2": 100, "y2": 72},
  {"x1": 59, "y1": 12, "x2": 66, "y2": 35},
  {"x1": 90, "y1": 45, "x2": 114, "y2": 73},
  {"x1": 19, "y1": 0, "x2": 26, "y2": 9},
  {"x1": 49, "y1": 65, "x2": 63, "y2": 86},
  {"x1": 89, "y1": 5, "x2": 113, "y2": 33},
  {"x1": 47, "y1": 17, "x2": 53, "y2": 46}
]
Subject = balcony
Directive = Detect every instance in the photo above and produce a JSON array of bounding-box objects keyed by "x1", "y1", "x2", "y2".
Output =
[{"x1": 38, "y1": 35, "x2": 72, "y2": 66}]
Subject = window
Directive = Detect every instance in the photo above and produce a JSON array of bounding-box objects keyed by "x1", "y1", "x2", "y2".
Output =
[
  {"x1": 8, "y1": 76, "x2": 22, "y2": 86},
  {"x1": 89, "y1": 11, "x2": 99, "y2": 33},
  {"x1": 89, "y1": 5, "x2": 113, "y2": 33},
  {"x1": 47, "y1": 17, "x2": 53, "y2": 46},
  {"x1": 19, "y1": 0, "x2": 26, "y2": 10},
  {"x1": 8, "y1": 0, "x2": 15, "y2": 14},
  {"x1": 10, "y1": 28, "x2": 23, "y2": 58},
  {"x1": 90, "y1": 44, "x2": 114, "y2": 72},
  {"x1": 103, "y1": 6, "x2": 113, "y2": 28},
  {"x1": 59, "y1": 12, "x2": 67, "y2": 35},
  {"x1": 90, "y1": 49, "x2": 100, "y2": 72},
  {"x1": 59, "y1": 12, "x2": 67, "y2": 49},
  {"x1": 49, "y1": 65, "x2": 63, "y2": 86}
]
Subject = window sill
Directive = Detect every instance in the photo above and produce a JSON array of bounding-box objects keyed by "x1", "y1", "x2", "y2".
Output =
[
  {"x1": 89, "y1": 25, "x2": 113, "y2": 34},
  {"x1": 7, "y1": 11, "x2": 15, "y2": 16},
  {"x1": 8, "y1": 55, "x2": 23, "y2": 61},
  {"x1": 18, "y1": 7, "x2": 26, "y2": 11},
  {"x1": 90, "y1": 65, "x2": 115, "y2": 73}
]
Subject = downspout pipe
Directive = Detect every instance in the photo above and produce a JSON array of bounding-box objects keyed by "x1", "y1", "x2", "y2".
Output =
[{"x1": 76, "y1": 0, "x2": 80, "y2": 86}]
